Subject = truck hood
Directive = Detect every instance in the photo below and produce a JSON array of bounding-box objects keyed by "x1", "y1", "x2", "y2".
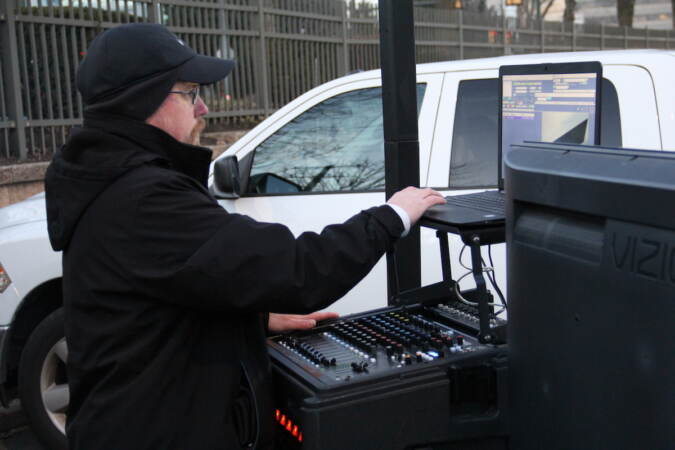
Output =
[{"x1": 0, "y1": 193, "x2": 47, "y2": 230}]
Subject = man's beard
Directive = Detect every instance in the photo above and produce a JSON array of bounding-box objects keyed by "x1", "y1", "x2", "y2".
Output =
[{"x1": 188, "y1": 118, "x2": 206, "y2": 146}]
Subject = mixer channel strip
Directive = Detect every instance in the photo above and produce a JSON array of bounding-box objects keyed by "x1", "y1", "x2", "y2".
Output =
[{"x1": 431, "y1": 301, "x2": 506, "y2": 335}]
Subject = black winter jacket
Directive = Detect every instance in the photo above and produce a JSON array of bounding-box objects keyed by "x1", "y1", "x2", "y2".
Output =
[{"x1": 44, "y1": 116, "x2": 403, "y2": 450}]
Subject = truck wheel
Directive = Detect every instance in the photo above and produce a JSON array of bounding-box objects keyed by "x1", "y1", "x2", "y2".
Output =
[{"x1": 18, "y1": 308, "x2": 68, "y2": 450}]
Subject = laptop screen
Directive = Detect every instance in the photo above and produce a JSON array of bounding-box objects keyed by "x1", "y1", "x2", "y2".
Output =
[{"x1": 498, "y1": 62, "x2": 602, "y2": 188}]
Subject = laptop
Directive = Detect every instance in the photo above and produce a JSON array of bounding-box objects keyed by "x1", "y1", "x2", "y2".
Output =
[{"x1": 424, "y1": 61, "x2": 603, "y2": 227}]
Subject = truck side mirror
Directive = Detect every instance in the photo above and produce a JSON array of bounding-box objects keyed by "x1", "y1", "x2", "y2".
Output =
[{"x1": 211, "y1": 155, "x2": 241, "y2": 199}]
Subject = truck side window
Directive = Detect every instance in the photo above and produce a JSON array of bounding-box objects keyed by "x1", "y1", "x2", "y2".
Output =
[
  {"x1": 449, "y1": 79, "x2": 499, "y2": 189},
  {"x1": 600, "y1": 79, "x2": 622, "y2": 148},
  {"x1": 448, "y1": 78, "x2": 622, "y2": 189},
  {"x1": 247, "y1": 84, "x2": 427, "y2": 194}
]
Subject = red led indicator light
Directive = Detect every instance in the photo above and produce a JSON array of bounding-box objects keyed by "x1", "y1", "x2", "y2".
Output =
[{"x1": 275, "y1": 409, "x2": 303, "y2": 441}]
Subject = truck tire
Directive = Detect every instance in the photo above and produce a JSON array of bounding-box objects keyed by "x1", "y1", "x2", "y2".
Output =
[{"x1": 18, "y1": 308, "x2": 68, "y2": 450}]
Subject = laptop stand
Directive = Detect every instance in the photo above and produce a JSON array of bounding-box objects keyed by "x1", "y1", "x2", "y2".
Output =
[{"x1": 395, "y1": 219, "x2": 506, "y2": 344}]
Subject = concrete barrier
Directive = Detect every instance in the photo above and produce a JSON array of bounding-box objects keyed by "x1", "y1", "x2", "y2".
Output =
[{"x1": 0, "y1": 163, "x2": 48, "y2": 208}]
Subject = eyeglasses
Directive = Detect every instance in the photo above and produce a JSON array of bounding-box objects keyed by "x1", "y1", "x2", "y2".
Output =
[{"x1": 169, "y1": 86, "x2": 200, "y2": 105}]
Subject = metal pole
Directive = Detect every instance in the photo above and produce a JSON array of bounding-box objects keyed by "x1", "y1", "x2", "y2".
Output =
[
  {"x1": 378, "y1": 0, "x2": 421, "y2": 300},
  {"x1": 624, "y1": 26, "x2": 628, "y2": 49},
  {"x1": 257, "y1": 0, "x2": 270, "y2": 116},
  {"x1": 341, "y1": 1, "x2": 349, "y2": 76},
  {"x1": 571, "y1": 21, "x2": 576, "y2": 51},
  {"x1": 0, "y1": 0, "x2": 27, "y2": 160},
  {"x1": 502, "y1": 7, "x2": 508, "y2": 55},
  {"x1": 600, "y1": 22, "x2": 605, "y2": 49},
  {"x1": 148, "y1": 0, "x2": 159, "y2": 23},
  {"x1": 458, "y1": 9, "x2": 464, "y2": 60},
  {"x1": 540, "y1": 15, "x2": 545, "y2": 52}
]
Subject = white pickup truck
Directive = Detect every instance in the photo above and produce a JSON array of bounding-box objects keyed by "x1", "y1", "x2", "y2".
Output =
[{"x1": 0, "y1": 49, "x2": 673, "y2": 449}]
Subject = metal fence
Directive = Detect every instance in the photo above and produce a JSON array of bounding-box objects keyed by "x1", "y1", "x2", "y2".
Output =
[{"x1": 0, "y1": 0, "x2": 673, "y2": 161}]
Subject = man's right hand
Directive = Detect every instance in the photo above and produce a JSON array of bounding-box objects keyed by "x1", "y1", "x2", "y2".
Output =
[{"x1": 388, "y1": 187, "x2": 446, "y2": 225}]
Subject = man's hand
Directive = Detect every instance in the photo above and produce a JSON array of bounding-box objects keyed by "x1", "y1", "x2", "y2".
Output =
[
  {"x1": 268, "y1": 311, "x2": 339, "y2": 333},
  {"x1": 388, "y1": 187, "x2": 446, "y2": 225}
]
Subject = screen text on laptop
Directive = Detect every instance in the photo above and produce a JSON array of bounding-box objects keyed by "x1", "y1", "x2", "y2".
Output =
[{"x1": 501, "y1": 72, "x2": 598, "y2": 153}]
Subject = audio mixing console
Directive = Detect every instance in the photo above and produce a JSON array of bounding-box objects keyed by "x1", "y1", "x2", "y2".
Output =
[
  {"x1": 270, "y1": 304, "x2": 502, "y2": 388},
  {"x1": 269, "y1": 302, "x2": 508, "y2": 450}
]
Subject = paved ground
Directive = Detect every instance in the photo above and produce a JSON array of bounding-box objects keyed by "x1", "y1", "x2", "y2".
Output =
[{"x1": 0, "y1": 402, "x2": 44, "y2": 450}]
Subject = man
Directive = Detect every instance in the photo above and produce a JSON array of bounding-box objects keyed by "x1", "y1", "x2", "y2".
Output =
[{"x1": 45, "y1": 23, "x2": 445, "y2": 450}]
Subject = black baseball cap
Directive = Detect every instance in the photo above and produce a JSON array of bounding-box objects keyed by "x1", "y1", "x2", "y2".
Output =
[{"x1": 78, "y1": 23, "x2": 235, "y2": 121}]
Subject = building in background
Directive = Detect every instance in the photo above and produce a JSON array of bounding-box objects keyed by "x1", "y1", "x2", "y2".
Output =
[
  {"x1": 544, "y1": 0, "x2": 673, "y2": 29},
  {"x1": 416, "y1": 0, "x2": 673, "y2": 29}
]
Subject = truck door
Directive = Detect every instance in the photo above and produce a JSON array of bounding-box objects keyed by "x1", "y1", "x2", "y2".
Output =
[{"x1": 219, "y1": 74, "x2": 443, "y2": 315}]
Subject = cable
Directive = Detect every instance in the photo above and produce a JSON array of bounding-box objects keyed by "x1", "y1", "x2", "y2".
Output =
[
  {"x1": 481, "y1": 259, "x2": 506, "y2": 307},
  {"x1": 453, "y1": 244, "x2": 506, "y2": 311},
  {"x1": 458, "y1": 244, "x2": 470, "y2": 271},
  {"x1": 452, "y1": 257, "x2": 503, "y2": 308},
  {"x1": 486, "y1": 245, "x2": 507, "y2": 307}
]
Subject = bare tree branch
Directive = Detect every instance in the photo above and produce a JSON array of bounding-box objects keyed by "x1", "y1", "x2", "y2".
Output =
[{"x1": 541, "y1": 0, "x2": 556, "y2": 18}]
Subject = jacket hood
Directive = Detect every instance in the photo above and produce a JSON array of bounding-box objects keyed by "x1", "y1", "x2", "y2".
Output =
[{"x1": 45, "y1": 116, "x2": 212, "y2": 251}]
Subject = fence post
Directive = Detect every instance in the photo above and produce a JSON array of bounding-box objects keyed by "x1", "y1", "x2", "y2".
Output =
[
  {"x1": 256, "y1": 0, "x2": 270, "y2": 116},
  {"x1": 502, "y1": 8, "x2": 508, "y2": 55},
  {"x1": 148, "y1": 0, "x2": 159, "y2": 23},
  {"x1": 0, "y1": 0, "x2": 27, "y2": 160},
  {"x1": 458, "y1": 9, "x2": 464, "y2": 60},
  {"x1": 540, "y1": 17, "x2": 545, "y2": 52},
  {"x1": 571, "y1": 22, "x2": 576, "y2": 51},
  {"x1": 341, "y1": 1, "x2": 349, "y2": 76},
  {"x1": 624, "y1": 26, "x2": 628, "y2": 49}
]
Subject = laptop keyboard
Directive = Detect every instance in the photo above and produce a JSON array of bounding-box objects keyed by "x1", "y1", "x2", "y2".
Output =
[{"x1": 445, "y1": 191, "x2": 504, "y2": 214}]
